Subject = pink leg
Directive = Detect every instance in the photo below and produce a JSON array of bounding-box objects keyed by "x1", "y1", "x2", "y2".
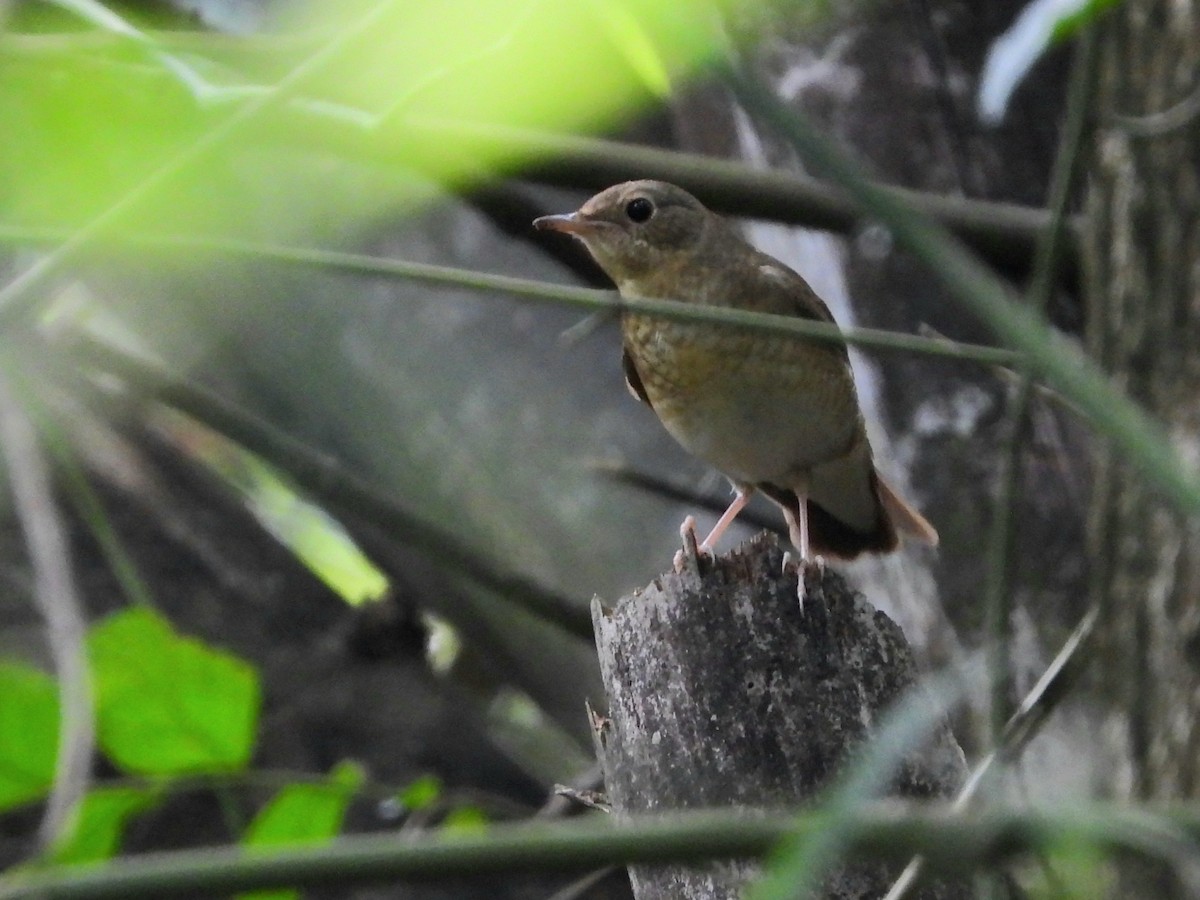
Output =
[
  {"x1": 782, "y1": 494, "x2": 810, "y2": 561},
  {"x1": 782, "y1": 494, "x2": 811, "y2": 610},
  {"x1": 698, "y1": 488, "x2": 752, "y2": 554}
]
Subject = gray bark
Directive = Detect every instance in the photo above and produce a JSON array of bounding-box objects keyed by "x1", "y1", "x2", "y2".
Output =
[
  {"x1": 1084, "y1": 0, "x2": 1200, "y2": 805},
  {"x1": 591, "y1": 533, "x2": 970, "y2": 899}
]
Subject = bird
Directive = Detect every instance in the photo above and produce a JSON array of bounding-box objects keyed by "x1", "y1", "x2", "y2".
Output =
[{"x1": 533, "y1": 179, "x2": 937, "y2": 572}]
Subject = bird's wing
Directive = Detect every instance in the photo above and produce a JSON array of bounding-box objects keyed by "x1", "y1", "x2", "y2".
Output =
[
  {"x1": 754, "y1": 259, "x2": 838, "y2": 323},
  {"x1": 753, "y1": 258, "x2": 850, "y2": 363}
]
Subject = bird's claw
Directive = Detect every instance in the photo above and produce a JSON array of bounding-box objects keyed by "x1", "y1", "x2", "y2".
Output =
[
  {"x1": 673, "y1": 515, "x2": 714, "y2": 573},
  {"x1": 782, "y1": 552, "x2": 825, "y2": 613}
]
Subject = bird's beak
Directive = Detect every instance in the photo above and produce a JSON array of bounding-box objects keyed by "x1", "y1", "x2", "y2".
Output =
[{"x1": 533, "y1": 212, "x2": 593, "y2": 236}]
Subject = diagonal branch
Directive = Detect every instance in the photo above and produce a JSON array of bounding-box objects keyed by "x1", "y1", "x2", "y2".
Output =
[
  {"x1": 58, "y1": 334, "x2": 594, "y2": 639},
  {"x1": 0, "y1": 223, "x2": 1021, "y2": 369},
  {"x1": 0, "y1": 365, "x2": 94, "y2": 850}
]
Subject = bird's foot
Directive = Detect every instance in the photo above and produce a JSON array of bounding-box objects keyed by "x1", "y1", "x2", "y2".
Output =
[
  {"x1": 782, "y1": 552, "x2": 825, "y2": 613},
  {"x1": 673, "y1": 515, "x2": 713, "y2": 573}
]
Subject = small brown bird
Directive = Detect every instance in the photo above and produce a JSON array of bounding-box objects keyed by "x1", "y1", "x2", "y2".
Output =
[{"x1": 534, "y1": 180, "x2": 937, "y2": 564}]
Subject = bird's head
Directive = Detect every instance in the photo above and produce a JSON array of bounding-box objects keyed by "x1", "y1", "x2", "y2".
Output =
[{"x1": 534, "y1": 180, "x2": 712, "y2": 289}]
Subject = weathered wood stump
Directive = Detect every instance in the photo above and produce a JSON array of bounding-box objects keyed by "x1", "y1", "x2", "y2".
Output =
[{"x1": 591, "y1": 532, "x2": 970, "y2": 899}]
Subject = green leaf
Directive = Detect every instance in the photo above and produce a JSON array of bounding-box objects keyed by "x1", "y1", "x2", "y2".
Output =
[
  {"x1": 238, "y1": 762, "x2": 364, "y2": 900},
  {"x1": 89, "y1": 607, "x2": 260, "y2": 775},
  {"x1": 0, "y1": 662, "x2": 59, "y2": 811},
  {"x1": 195, "y1": 440, "x2": 388, "y2": 606},
  {"x1": 244, "y1": 761, "x2": 363, "y2": 848},
  {"x1": 398, "y1": 775, "x2": 442, "y2": 813},
  {"x1": 47, "y1": 786, "x2": 161, "y2": 866},
  {"x1": 978, "y1": 0, "x2": 1119, "y2": 123},
  {"x1": 441, "y1": 806, "x2": 489, "y2": 836},
  {"x1": 1026, "y1": 833, "x2": 1113, "y2": 899}
]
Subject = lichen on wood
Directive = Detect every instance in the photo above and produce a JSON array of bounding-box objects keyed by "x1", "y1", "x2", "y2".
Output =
[{"x1": 591, "y1": 532, "x2": 969, "y2": 899}]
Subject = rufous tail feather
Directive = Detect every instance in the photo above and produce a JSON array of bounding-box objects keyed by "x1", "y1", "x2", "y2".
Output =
[{"x1": 876, "y1": 474, "x2": 939, "y2": 547}]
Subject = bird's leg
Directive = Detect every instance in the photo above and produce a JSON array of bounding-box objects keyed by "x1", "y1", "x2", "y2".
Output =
[
  {"x1": 698, "y1": 487, "x2": 752, "y2": 555},
  {"x1": 782, "y1": 494, "x2": 810, "y2": 561},
  {"x1": 782, "y1": 494, "x2": 812, "y2": 609}
]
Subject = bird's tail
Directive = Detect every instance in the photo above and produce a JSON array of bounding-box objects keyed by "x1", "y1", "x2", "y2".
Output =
[
  {"x1": 875, "y1": 473, "x2": 939, "y2": 547},
  {"x1": 766, "y1": 471, "x2": 937, "y2": 560}
]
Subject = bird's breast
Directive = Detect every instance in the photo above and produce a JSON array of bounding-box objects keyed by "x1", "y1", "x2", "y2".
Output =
[{"x1": 621, "y1": 313, "x2": 862, "y2": 483}]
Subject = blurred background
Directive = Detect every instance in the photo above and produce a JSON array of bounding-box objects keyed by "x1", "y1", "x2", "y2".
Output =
[{"x1": 0, "y1": 0, "x2": 1103, "y2": 896}]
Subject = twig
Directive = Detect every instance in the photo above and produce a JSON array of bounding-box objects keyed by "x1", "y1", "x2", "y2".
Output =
[
  {"x1": 5, "y1": 800, "x2": 1200, "y2": 899},
  {"x1": 536, "y1": 765, "x2": 605, "y2": 819},
  {"x1": 549, "y1": 785, "x2": 610, "y2": 814},
  {"x1": 0, "y1": 224, "x2": 1021, "y2": 369},
  {"x1": 413, "y1": 119, "x2": 1074, "y2": 280},
  {"x1": 0, "y1": 366, "x2": 94, "y2": 850},
  {"x1": 983, "y1": 22, "x2": 1099, "y2": 741},
  {"x1": 591, "y1": 460, "x2": 783, "y2": 536},
  {"x1": 1109, "y1": 79, "x2": 1200, "y2": 138},
  {"x1": 881, "y1": 606, "x2": 1100, "y2": 900},
  {"x1": 891, "y1": 26, "x2": 1102, "y2": 900}
]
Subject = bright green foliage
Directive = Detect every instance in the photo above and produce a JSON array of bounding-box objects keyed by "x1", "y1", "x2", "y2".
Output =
[
  {"x1": 183, "y1": 422, "x2": 388, "y2": 606},
  {"x1": 46, "y1": 786, "x2": 161, "y2": 866},
  {"x1": 440, "y1": 806, "x2": 489, "y2": 836},
  {"x1": 243, "y1": 761, "x2": 363, "y2": 848},
  {"x1": 1, "y1": 0, "x2": 737, "y2": 255},
  {"x1": 88, "y1": 607, "x2": 260, "y2": 775},
  {"x1": 0, "y1": 663, "x2": 60, "y2": 811},
  {"x1": 238, "y1": 761, "x2": 365, "y2": 900},
  {"x1": 398, "y1": 774, "x2": 442, "y2": 813},
  {"x1": 1050, "y1": 0, "x2": 1121, "y2": 40}
]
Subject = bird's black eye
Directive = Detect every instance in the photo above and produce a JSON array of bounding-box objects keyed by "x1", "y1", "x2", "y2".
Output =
[{"x1": 625, "y1": 197, "x2": 654, "y2": 224}]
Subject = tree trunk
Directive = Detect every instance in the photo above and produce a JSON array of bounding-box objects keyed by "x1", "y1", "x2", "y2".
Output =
[
  {"x1": 1084, "y1": 0, "x2": 1200, "y2": 809},
  {"x1": 591, "y1": 533, "x2": 970, "y2": 899}
]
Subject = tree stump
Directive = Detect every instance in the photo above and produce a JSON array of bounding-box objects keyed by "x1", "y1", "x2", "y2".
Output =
[{"x1": 591, "y1": 532, "x2": 970, "y2": 899}]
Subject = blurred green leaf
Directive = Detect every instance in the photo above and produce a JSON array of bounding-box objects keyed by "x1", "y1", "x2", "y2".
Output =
[
  {"x1": 441, "y1": 805, "x2": 489, "y2": 836},
  {"x1": 1, "y1": 0, "x2": 735, "y2": 252},
  {"x1": 0, "y1": 662, "x2": 59, "y2": 811},
  {"x1": 398, "y1": 774, "x2": 443, "y2": 813},
  {"x1": 239, "y1": 761, "x2": 364, "y2": 900},
  {"x1": 174, "y1": 416, "x2": 388, "y2": 606},
  {"x1": 46, "y1": 786, "x2": 161, "y2": 866},
  {"x1": 89, "y1": 607, "x2": 260, "y2": 775},
  {"x1": 1025, "y1": 833, "x2": 1114, "y2": 899},
  {"x1": 243, "y1": 761, "x2": 362, "y2": 847},
  {"x1": 978, "y1": 0, "x2": 1118, "y2": 123}
]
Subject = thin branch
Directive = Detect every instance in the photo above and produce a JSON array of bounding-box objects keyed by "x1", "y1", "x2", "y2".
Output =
[
  {"x1": 3, "y1": 802, "x2": 1200, "y2": 900},
  {"x1": 1109, "y1": 78, "x2": 1200, "y2": 138},
  {"x1": 0, "y1": 224, "x2": 1021, "y2": 369},
  {"x1": 593, "y1": 461, "x2": 783, "y2": 536},
  {"x1": 0, "y1": 366, "x2": 93, "y2": 850},
  {"x1": 882, "y1": 606, "x2": 1101, "y2": 900},
  {"x1": 983, "y1": 22, "x2": 1100, "y2": 743},
  {"x1": 58, "y1": 334, "x2": 594, "y2": 639},
  {"x1": 412, "y1": 119, "x2": 1071, "y2": 281},
  {"x1": 886, "y1": 30, "x2": 1102, "y2": 900}
]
